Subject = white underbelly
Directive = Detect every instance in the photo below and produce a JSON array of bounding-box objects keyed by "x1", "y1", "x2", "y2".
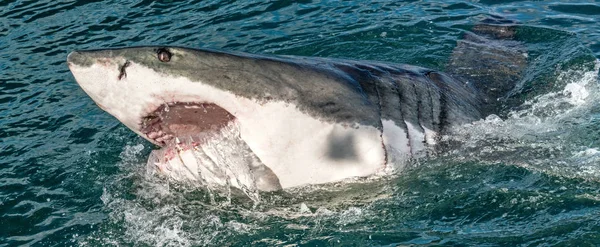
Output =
[{"x1": 237, "y1": 101, "x2": 386, "y2": 189}]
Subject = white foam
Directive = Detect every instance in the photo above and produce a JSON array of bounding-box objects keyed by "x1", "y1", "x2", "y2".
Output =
[
  {"x1": 443, "y1": 61, "x2": 600, "y2": 179},
  {"x1": 574, "y1": 148, "x2": 600, "y2": 157},
  {"x1": 563, "y1": 82, "x2": 589, "y2": 105}
]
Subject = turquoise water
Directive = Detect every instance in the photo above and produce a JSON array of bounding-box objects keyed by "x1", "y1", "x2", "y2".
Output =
[{"x1": 2, "y1": 0, "x2": 600, "y2": 246}]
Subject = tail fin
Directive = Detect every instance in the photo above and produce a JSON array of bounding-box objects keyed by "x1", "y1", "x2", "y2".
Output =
[{"x1": 445, "y1": 17, "x2": 527, "y2": 115}]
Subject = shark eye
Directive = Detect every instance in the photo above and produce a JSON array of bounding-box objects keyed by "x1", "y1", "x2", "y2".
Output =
[{"x1": 157, "y1": 48, "x2": 171, "y2": 62}]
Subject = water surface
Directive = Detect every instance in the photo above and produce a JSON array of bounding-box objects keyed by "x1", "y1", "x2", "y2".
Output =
[{"x1": 1, "y1": 0, "x2": 600, "y2": 246}]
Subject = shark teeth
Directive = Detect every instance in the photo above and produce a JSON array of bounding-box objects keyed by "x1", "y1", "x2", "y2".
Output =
[{"x1": 140, "y1": 115, "x2": 173, "y2": 145}]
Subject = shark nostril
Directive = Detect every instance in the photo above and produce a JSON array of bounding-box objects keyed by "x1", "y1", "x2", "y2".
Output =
[{"x1": 118, "y1": 60, "x2": 131, "y2": 80}]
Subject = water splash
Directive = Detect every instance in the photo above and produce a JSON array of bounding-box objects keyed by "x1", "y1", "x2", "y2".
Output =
[
  {"x1": 96, "y1": 143, "x2": 385, "y2": 246},
  {"x1": 80, "y1": 137, "x2": 263, "y2": 246},
  {"x1": 442, "y1": 61, "x2": 600, "y2": 180},
  {"x1": 146, "y1": 122, "x2": 262, "y2": 203}
]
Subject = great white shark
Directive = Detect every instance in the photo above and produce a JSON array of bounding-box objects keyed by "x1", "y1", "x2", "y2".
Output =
[{"x1": 67, "y1": 23, "x2": 525, "y2": 192}]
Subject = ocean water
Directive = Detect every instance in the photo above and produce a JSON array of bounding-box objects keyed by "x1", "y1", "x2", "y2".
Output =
[{"x1": 2, "y1": 0, "x2": 600, "y2": 246}]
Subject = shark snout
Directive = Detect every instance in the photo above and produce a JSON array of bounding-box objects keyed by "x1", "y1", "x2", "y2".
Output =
[
  {"x1": 67, "y1": 50, "x2": 93, "y2": 67},
  {"x1": 66, "y1": 51, "x2": 78, "y2": 66},
  {"x1": 67, "y1": 49, "x2": 119, "y2": 68}
]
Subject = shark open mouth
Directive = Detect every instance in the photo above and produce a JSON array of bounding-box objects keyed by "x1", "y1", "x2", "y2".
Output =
[
  {"x1": 140, "y1": 102, "x2": 236, "y2": 146},
  {"x1": 141, "y1": 101, "x2": 283, "y2": 195}
]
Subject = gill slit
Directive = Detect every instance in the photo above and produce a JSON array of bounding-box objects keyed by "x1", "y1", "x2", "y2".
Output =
[
  {"x1": 412, "y1": 83, "x2": 427, "y2": 150},
  {"x1": 373, "y1": 76, "x2": 388, "y2": 167}
]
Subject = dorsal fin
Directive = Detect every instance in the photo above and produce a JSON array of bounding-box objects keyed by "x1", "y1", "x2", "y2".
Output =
[{"x1": 445, "y1": 17, "x2": 527, "y2": 115}]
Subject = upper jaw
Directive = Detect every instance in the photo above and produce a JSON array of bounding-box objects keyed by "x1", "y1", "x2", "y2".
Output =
[
  {"x1": 137, "y1": 104, "x2": 173, "y2": 146},
  {"x1": 134, "y1": 101, "x2": 238, "y2": 147}
]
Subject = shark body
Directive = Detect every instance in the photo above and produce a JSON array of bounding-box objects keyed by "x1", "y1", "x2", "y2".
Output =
[{"x1": 68, "y1": 24, "x2": 524, "y2": 191}]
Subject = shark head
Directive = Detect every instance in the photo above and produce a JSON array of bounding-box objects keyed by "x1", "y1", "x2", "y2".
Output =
[
  {"x1": 67, "y1": 46, "x2": 387, "y2": 190},
  {"x1": 67, "y1": 47, "x2": 241, "y2": 145}
]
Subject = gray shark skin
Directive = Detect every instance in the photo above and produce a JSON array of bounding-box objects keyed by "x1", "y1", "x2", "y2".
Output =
[{"x1": 67, "y1": 23, "x2": 525, "y2": 191}]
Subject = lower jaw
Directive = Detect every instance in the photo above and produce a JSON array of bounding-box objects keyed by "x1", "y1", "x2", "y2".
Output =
[{"x1": 145, "y1": 121, "x2": 258, "y2": 189}]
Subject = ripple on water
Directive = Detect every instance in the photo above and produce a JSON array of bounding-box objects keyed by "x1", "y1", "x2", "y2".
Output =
[{"x1": 1, "y1": 0, "x2": 600, "y2": 246}]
